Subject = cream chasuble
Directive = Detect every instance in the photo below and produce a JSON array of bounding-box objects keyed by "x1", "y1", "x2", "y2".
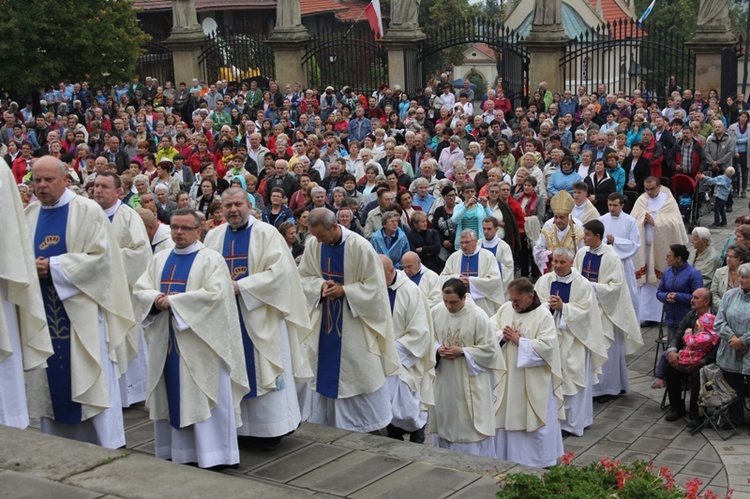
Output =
[{"x1": 431, "y1": 247, "x2": 505, "y2": 317}]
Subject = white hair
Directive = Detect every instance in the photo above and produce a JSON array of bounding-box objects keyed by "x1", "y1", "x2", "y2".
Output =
[{"x1": 691, "y1": 227, "x2": 711, "y2": 243}]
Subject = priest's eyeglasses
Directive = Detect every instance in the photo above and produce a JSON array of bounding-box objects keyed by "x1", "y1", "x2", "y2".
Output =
[{"x1": 170, "y1": 224, "x2": 202, "y2": 232}]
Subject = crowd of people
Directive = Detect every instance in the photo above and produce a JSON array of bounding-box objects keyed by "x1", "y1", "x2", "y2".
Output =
[{"x1": 2, "y1": 73, "x2": 750, "y2": 470}]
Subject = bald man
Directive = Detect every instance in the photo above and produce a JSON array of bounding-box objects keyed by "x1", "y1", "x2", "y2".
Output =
[
  {"x1": 138, "y1": 208, "x2": 174, "y2": 254},
  {"x1": 401, "y1": 251, "x2": 439, "y2": 301},
  {"x1": 26, "y1": 156, "x2": 135, "y2": 448},
  {"x1": 379, "y1": 256, "x2": 434, "y2": 443}
]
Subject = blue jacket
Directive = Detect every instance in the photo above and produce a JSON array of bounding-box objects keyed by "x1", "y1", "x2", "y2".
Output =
[
  {"x1": 261, "y1": 204, "x2": 295, "y2": 228},
  {"x1": 704, "y1": 174, "x2": 732, "y2": 201},
  {"x1": 606, "y1": 165, "x2": 626, "y2": 194},
  {"x1": 548, "y1": 169, "x2": 582, "y2": 197},
  {"x1": 371, "y1": 227, "x2": 410, "y2": 269},
  {"x1": 657, "y1": 262, "x2": 704, "y2": 327}
]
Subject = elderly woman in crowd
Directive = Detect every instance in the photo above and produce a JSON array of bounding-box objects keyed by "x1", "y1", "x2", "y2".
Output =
[
  {"x1": 715, "y1": 262, "x2": 750, "y2": 428},
  {"x1": 371, "y1": 211, "x2": 410, "y2": 270},
  {"x1": 278, "y1": 221, "x2": 304, "y2": 260},
  {"x1": 712, "y1": 245, "x2": 750, "y2": 311},
  {"x1": 657, "y1": 244, "x2": 705, "y2": 342},
  {"x1": 689, "y1": 227, "x2": 720, "y2": 288},
  {"x1": 719, "y1": 216, "x2": 750, "y2": 264},
  {"x1": 337, "y1": 206, "x2": 363, "y2": 236},
  {"x1": 407, "y1": 211, "x2": 441, "y2": 273}
]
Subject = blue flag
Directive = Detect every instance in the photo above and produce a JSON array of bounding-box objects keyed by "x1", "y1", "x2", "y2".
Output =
[{"x1": 638, "y1": 0, "x2": 656, "y2": 26}]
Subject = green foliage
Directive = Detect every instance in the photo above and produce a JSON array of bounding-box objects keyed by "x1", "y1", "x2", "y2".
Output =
[
  {"x1": 0, "y1": 0, "x2": 149, "y2": 93},
  {"x1": 497, "y1": 456, "x2": 721, "y2": 499},
  {"x1": 632, "y1": 0, "x2": 747, "y2": 40}
]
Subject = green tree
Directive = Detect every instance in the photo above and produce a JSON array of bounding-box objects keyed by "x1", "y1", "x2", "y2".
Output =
[
  {"x1": 632, "y1": 0, "x2": 747, "y2": 39},
  {"x1": 0, "y1": 0, "x2": 149, "y2": 95}
]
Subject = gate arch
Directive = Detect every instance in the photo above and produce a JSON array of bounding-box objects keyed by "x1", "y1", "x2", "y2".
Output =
[{"x1": 418, "y1": 17, "x2": 530, "y2": 106}]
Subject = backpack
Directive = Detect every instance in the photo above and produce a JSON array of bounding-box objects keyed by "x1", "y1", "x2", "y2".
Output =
[{"x1": 698, "y1": 363, "x2": 737, "y2": 411}]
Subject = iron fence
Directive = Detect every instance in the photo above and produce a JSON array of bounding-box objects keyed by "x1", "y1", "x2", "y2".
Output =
[
  {"x1": 199, "y1": 29, "x2": 275, "y2": 84},
  {"x1": 560, "y1": 17, "x2": 695, "y2": 106}
]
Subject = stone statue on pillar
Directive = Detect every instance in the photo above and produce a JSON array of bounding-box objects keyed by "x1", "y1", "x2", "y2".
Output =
[
  {"x1": 532, "y1": 0, "x2": 562, "y2": 27},
  {"x1": 275, "y1": 0, "x2": 302, "y2": 31},
  {"x1": 692, "y1": 0, "x2": 734, "y2": 43},
  {"x1": 390, "y1": 0, "x2": 421, "y2": 29},
  {"x1": 172, "y1": 0, "x2": 201, "y2": 31},
  {"x1": 697, "y1": 0, "x2": 730, "y2": 30}
]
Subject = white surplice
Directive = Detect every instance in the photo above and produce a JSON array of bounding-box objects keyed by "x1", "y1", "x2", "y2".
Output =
[{"x1": 599, "y1": 212, "x2": 641, "y2": 321}]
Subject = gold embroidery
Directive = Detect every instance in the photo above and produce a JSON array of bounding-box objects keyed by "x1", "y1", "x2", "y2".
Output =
[
  {"x1": 39, "y1": 235, "x2": 60, "y2": 250},
  {"x1": 45, "y1": 283, "x2": 70, "y2": 340},
  {"x1": 443, "y1": 327, "x2": 466, "y2": 347}
]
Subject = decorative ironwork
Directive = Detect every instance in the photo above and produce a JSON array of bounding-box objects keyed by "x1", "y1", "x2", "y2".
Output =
[
  {"x1": 301, "y1": 23, "x2": 388, "y2": 97},
  {"x1": 199, "y1": 28, "x2": 275, "y2": 84},
  {"x1": 559, "y1": 18, "x2": 695, "y2": 106},
  {"x1": 136, "y1": 40, "x2": 174, "y2": 85},
  {"x1": 418, "y1": 16, "x2": 530, "y2": 107}
]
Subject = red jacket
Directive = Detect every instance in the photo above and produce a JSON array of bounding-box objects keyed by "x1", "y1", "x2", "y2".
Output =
[{"x1": 12, "y1": 156, "x2": 33, "y2": 184}]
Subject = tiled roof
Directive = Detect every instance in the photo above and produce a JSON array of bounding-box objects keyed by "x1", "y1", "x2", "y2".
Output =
[
  {"x1": 134, "y1": 0, "x2": 275, "y2": 12},
  {"x1": 587, "y1": 0, "x2": 634, "y2": 23}
]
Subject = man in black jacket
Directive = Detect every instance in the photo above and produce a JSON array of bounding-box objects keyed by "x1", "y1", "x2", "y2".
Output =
[{"x1": 264, "y1": 158, "x2": 300, "y2": 204}]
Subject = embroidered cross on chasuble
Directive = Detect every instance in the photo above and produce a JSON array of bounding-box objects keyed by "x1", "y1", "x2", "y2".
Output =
[
  {"x1": 460, "y1": 252, "x2": 480, "y2": 278},
  {"x1": 581, "y1": 252, "x2": 603, "y2": 283},
  {"x1": 222, "y1": 226, "x2": 258, "y2": 399},
  {"x1": 317, "y1": 242, "x2": 346, "y2": 398},
  {"x1": 160, "y1": 250, "x2": 199, "y2": 428}
]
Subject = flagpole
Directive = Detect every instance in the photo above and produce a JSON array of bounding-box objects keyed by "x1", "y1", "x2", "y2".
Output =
[{"x1": 345, "y1": 8, "x2": 369, "y2": 37}]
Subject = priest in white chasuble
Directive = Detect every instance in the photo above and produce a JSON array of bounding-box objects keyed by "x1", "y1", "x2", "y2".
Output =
[
  {"x1": 572, "y1": 181, "x2": 602, "y2": 224},
  {"x1": 575, "y1": 220, "x2": 642, "y2": 403},
  {"x1": 631, "y1": 177, "x2": 688, "y2": 324},
  {"x1": 25, "y1": 156, "x2": 135, "y2": 449},
  {"x1": 599, "y1": 192, "x2": 641, "y2": 320},
  {"x1": 379, "y1": 256, "x2": 435, "y2": 444},
  {"x1": 535, "y1": 248, "x2": 608, "y2": 437},
  {"x1": 431, "y1": 229, "x2": 504, "y2": 317},
  {"x1": 93, "y1": 173, "x2": 152, "y2": 408},
  {"x1": 298, "y1": 208, "x2": 400, "y2": 433},
  {"x1": 401, "y1": 251, "x2": 439, "y2": 301},
  {"x1": 0, "y1": 161, "x2": 53, "y2": 428},
  {"x1": 134, "y1": 209, "x2": 249, "y2": 469},
  {"x1": 481, "y1": 216, "x2": 514, "y2": 299},
  {"x1": 492, "y1": 277, "x2": 564, "y2": 468},
  {"x1": 429, "y1": 278, "x2": 504, "y2": 458},
  {"x1": 138, "y1": 208, "x2": 175, "y2": 254},
  {"x1": 204, "y1": 187, "x2": 312, "y2": 448}
]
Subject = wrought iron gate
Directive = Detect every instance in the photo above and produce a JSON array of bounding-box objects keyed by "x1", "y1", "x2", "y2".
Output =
[
  {"x1": 198, "y1": 29, "x2": 275, "y2": 84},
  {"x1": 301, "y1": 23, "x2": 388, "y2": 97},
  {"x1": 418, "y1": 16, "x2": 530, "y2": 107},
  {"x1": 136, "y1": 40, "x2": 174, "y2": 86},
  {"x1": 559, "y1": 18, "x2": 695, "y2": 106}
]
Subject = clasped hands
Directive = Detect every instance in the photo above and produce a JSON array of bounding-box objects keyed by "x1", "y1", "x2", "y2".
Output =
[
  {"x1": 438, "y1": 345, "x2": 463, "y2": 359},
  {"x1": 321, "y1": 279, "x2": 344, "y2": 299},
  {"x1": 154, "y1": 293, "x2": 170, "y2": 311}
]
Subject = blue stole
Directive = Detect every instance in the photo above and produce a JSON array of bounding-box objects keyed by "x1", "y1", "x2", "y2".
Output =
[
  {"x1": 221, "y1": 225, "x2": 258, "y2": 399},
  {"x1": 160, "y1": 250, "x2": 199, "y2": 428},
  {"x1": 35, "y1": 204, "x2": 80, "y2": 424},
  {"x1": 387, "y1": 287, "x2": 397, "y2": 314},
  {"x1": 581, "y1": 252, "x2": 603, "y2": 283},
  {"x1": 482, "y1": 242, "x2": 504, "y2": 278},
  {"x1": 317, "y1": 241, "x2": 346, "y2": 398},
  {"x1": 410, "y1": 272, "x2": 423, "y2": 286},
  {"x1": 460, "y1": 252, "x2": 480, "y2": 278},
  {"x1": 550, "y1": 281, "x2": 572, "y2": 303}
]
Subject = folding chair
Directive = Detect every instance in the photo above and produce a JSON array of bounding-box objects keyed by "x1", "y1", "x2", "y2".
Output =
[
  {"x1": 690, "y1": 364, "x2": 738, "y2": 440},
  {"x1": 652, "y1": 309, "x2": 667, "y2": 376}
]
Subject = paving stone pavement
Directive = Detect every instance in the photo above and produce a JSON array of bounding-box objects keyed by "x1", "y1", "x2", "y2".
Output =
[{"x1": 7, "y1": 196, "x2": 750, "y2": 498}]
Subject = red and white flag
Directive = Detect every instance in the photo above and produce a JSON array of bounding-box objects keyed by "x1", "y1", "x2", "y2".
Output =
[{"x1": 364, "y1": 0, "x2": 384, "y2": 39}]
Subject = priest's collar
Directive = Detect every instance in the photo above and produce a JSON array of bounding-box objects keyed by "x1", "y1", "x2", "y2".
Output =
[
  {"x1": 174, "y1": 241, "x2": 201, "y2": 255},
  {"x1": 325, "y1": 225, "x2": 351, "y2": 247},
  {"x1": 588, "y1": 242, "x2": 606, "y2": 255},
  {"x1": 462, "y1": 245, "x2": 482, "y2": 257},
  {"x1": 41, "y1": 188, "x2": 75, "y2": 209},
  {"x1": 518, "y1": 292, "x2": 543, "y2": 314},
  {"x1": 103, "y1": 200, "x2": 122, "y2": 218},
  {"x1": 554, "y1": 268, "x2": 578, "y2": 283},
  {"x1": 482, "y1": 235, "x2": 500, "y2": 248},
  {"x1": 419, "y1": 264, "x2": 427, "y2": 275},
  {"x1": 229, "y1": 220, "x2": 250, "y2": 232}
]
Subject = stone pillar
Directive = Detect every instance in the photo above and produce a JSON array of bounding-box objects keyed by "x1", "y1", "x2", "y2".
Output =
[
  {"x1": 166, "y1": 0, "x2": 205, "y2": 84},
  {"x1": 686, "y1": 1, "x2": 736, "y2": 93},
  {"x1": 522, "y1": 0, "x2": 569, "y2": 94},
  {"x1": 265, "y1": 30, "x2": 310, "y2": 87},
  {"x1": 266, "y1": 0, "x2": 310, "y2": 87},
  {"x1": 381, "y1": 29, "x2": 425, "y2": 94}
]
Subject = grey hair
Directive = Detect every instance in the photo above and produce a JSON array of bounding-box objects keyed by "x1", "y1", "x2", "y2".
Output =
[
  {"x1": 360, "y1": 148, "x2": 374, "y2": 157},
  {"x1": 738, "y1": 262, "x2": 750, "y2": 278},
  {"x1": 133, "y1": 174, "x2": 150, "y2": 185},
  {"x1": 332, "y1": 186, "x2": 347, "y2": 197},
  {"x1": 691, "y1": 227, "x2": 711, "y2": 244},
  {"x1": 153, "y1": 184, "x2": 168, "y2": 193},
  {"x1": 449, "y1": 135, "x2": 461, "y2": 143},
  {"x1": 459, "y1": 228, "x2": 478, "y2": 240},
  {"x1": 552, "y1": 247, "x2": 574, "y2": 260},
  {"x1": 382, "y1": 211, "x2": 400, "y2": 224},
  {"x1": 310, "y1": 186, "x2": 326, "y2": 197},
  {"x1": 308, "y1": 207, "x2": 337, "y2": 229},
  {"x1": 414, "y1": 177, "x2": 429, "y2": 188}
]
